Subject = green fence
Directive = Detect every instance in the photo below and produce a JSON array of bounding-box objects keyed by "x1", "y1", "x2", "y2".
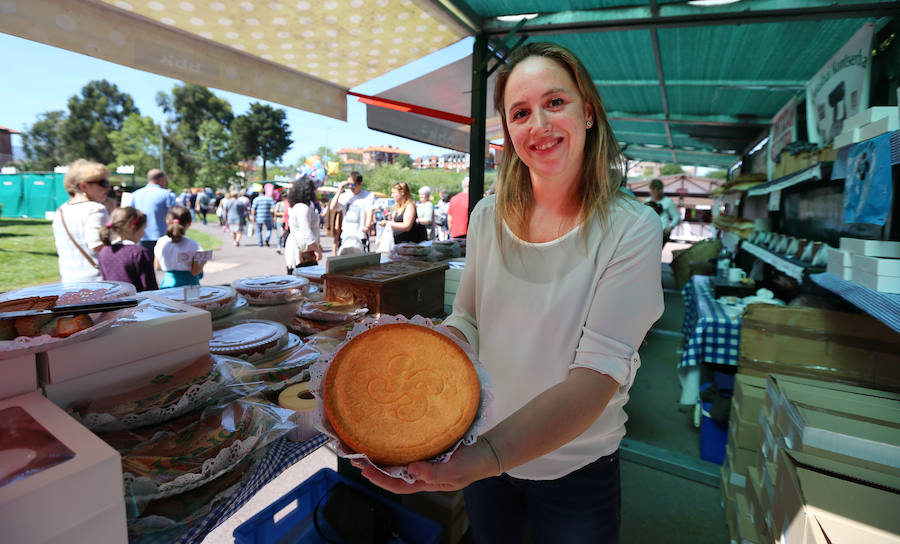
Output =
[{"x1": 0, "y1": 173, "x2": 66, "y2": 218}]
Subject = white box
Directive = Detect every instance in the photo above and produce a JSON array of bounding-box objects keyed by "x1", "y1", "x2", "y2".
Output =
[
  {"x1": 857, "y1": 116, "x2": 896, "y2": 142},
  {"x1": 0, "y1": 353, "x2": 38, "y2": 400},
  {"x1": 833, "y1": 130, "x2": 855, "y2": 149},
  {"x1": 0, "y1": 392, "x2": 124, "y2": 544},
  {"x1": 844, "y1": 106, "x2": 899, "y2": 131},
  {"x1": 853, "y1": 254, "x2": 900, "y2": 277},
  {"x1": 45, "y1": 499, "x2": 126, "y2": 544},
  {"x1": 39, "y1": 293, "x2": 211, "y2": 384},
  {"x1": 840, "y1": 237, "x2": 900, "y2": 258},
  {"x1": 826, "y1": 248, "x2": 853, "y2": 279},
  {"x1": 42, "y1": 341, "x2": 209, "y2": 409},
  {"x1": 852, "y1": 268, "x2": 900, "y2": 294}
]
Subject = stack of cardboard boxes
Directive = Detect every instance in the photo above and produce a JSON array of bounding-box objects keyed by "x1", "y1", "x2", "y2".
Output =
[
  {"x1": 722, "y1": 299, "x2": 900, "y2": 542},
  {"x1": 722, "y1": 374, "x2": 900, "y2": 543},
  {"x1": 828, "y1": 238, "x2": 900, "y2": 294},
  {"x1": 833, "y1": 106, "x2": 899, "y2": 149}
]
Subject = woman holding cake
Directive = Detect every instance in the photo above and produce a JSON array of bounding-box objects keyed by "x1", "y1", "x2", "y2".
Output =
[
  {"x1": 51, "y1": 159, "x2": 111, "y2": 283},
  {"x1": 357, "y1": 42, "x2": 663, "y2": 543}
]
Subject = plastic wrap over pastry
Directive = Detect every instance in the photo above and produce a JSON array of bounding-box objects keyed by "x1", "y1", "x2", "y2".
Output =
[
  {"x1": 70, "y1": 354, "x2": 265, "y2": 432},
  {"x1": 121, "y1": 398, "x2": 294, "y2": 509},
  {"x1": 231, "y1": 275, "x2": 309, "y2": 306},
  {"x1": 230, "y1": 340, "x2": 322, "y2": 393}
]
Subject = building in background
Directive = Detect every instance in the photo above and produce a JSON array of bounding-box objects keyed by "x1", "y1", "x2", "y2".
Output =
[
  {"x1": 0, "y1": 126, "x2": 19, "y2": 168},
  {"x1": 336, "y1": 145, "x2": 410, "y2": 168}
]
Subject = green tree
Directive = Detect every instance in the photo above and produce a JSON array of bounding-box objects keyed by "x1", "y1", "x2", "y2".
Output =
[
  {"x1": 395, "y1": 154, "x2": 413, "y2": 168},
  {"x1": 230, "y1": 102, "x2": 293, "y2": 182},
  {"x1": 156, "y1": 83, "x2": 234, "y2": 184},
  {"x1": 660, "y1": 163, "x2": 684, "y2": 176},
  {"x1": 108, "y1": 113, "x2": 161, "y2": 181},
  {"x1": 193, "y1": 119, "x2": 238, "y2": 189},
  {"x1": 706, "y1": 169, "x2": 728, "y2": 180},
  {"x1": 61, "y1": 80, "x2": 138, "y2": 164},
  {"x1": 21, "y1": 110, "x2": 67, "y2": 170}
]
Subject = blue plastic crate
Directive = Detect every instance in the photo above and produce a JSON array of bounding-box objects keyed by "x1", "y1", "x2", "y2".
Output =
[
  {"x1": 699, "y1": 400, "x2": 728, "y2": 465},
  {"x1": 234, "y1": 468, "x2": 442, "y2": 544}
]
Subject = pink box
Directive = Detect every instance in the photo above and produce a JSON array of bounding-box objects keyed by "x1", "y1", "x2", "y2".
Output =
[
  {"x1": 0, "y1": 392, "x2": 124, "y2": 543},
  {"x1": 0, "y1": 353, "x2": 38, "y2": 400}
]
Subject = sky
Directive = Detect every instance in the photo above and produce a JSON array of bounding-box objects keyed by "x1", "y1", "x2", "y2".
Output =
[{"x1": 0, "y1": 32, "x2": 475, "y2": 166}]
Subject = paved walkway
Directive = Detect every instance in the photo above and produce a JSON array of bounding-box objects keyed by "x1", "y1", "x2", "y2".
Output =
[{"x1": 190, "y1": 220, "x2": 338, "y2": 285}]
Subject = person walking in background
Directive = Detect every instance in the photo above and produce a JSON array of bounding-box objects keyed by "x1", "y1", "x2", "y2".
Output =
[
  {"x1": 274, "y1": 192, "x2": 290, "y2": 254},
  {"x1": 435, "y1": 189, "x2": 451, "y2": 241},
  {"x1": 132, "y1": 168, "x2": 175, "y2": 253},
  {"x1": 214, "y1": 190, "x2": 227, "y2": 229},
  {"x1": 251, "y1": 190, "x2": 276, "y2": 247},
  {"x1": 356, "y1": 41, "x2": 662, "y2": 544},
  {"x1": 645, "y1": 178, "x2": 680, "y2": 244},
  {"x1": 447, "y1": 176, "x2": 470, "y2": 239},
  {"x1": 196, "y1": 187, "x2": 212, "y2": 225},
  {"x1": 225, "y1": 190, "x2": 247, "y2": 246},
  {"x1": 329, "y1": 171, "x2": 374, "y2": 254},
  {"x1": 416, "y1": 186, "x2": 435, "y2": 240},
  {"x1": 97, "y1": 206, "x2": 158, "y2": 292},
  {"x1": 284, "y1": 176, "x2": 323, "y2": 274},
  {"x1": 51, "y1": 159, "x2": 111, "y2": 283},
  {"x1": 154, "y1": 205, "x2": 205, "y2": 288}
]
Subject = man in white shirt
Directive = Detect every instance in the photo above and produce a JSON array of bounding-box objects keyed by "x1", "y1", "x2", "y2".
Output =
[
  {"x1": 645, "y1": 178, "x2": 680, "y2": 244},
  {"x1": 329, "y1": 171, "x2": 374, "y2": 253}
]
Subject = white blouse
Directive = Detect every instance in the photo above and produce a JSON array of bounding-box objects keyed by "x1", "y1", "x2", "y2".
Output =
[
  {"x1": 284, "y1": 202, "x2": 321, "y2": 268},
  {"x1": 154, "y1": 235, "x2": 200, "y2": 271},
  {"x1": 443, "y1": 195, "x2": 664, "y2": 480},
  {"x1": 51, "y1": 200, "x2": 108, "y2": 283}
]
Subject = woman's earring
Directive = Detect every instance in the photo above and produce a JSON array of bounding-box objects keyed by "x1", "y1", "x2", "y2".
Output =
[{"x1": 586, "y1": 120, "x2": 593, "y2": 128}]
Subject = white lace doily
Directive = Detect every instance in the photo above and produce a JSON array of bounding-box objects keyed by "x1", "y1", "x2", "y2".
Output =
[
  {"x1": 122, "y1": 401, "x2": 293, "y2": 505},
  {"x1": 309, "y1": 314, "x2": 493, "y2": 483}
]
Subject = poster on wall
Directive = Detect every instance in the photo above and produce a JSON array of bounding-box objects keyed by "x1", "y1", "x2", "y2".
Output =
[
  {"x1": 806, "y1": 23, "x2": 873, "y2": 145},
  {"x1": 843, "y1": 132, "x2": 892, "y2": 226},
  {"x1": 767, "y1": 97, "x2": 796, "y2": 180}
]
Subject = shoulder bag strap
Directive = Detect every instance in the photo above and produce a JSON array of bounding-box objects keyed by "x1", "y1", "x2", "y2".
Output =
[{"x1": 57, "y1": 206, "x2": 99, "y2": 269}]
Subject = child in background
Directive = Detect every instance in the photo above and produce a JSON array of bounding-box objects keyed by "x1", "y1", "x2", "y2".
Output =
[
  {"x1": 97, "y1": 206, "x2": 158, "y2": 292},
  {"x1": 154, "y1": 205, "x2": 205, "y2": 288}
]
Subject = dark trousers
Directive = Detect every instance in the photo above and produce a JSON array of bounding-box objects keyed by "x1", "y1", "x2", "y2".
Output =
[
  {"x1": 463, "y1": 451, "x2": 621, "y2": 544},
  {"x1": 140, "y1": 240, "x2": 157, "y2": 253}
]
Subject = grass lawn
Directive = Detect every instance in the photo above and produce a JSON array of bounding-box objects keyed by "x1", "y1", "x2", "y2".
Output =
[{"x1": 0, "y1": 218, "x2": 222, "y2": 292}]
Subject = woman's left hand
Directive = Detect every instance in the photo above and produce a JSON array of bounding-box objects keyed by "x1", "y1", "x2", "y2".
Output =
[{"x1": 352, "y1": 439, "x2": 495, "y2": 494}]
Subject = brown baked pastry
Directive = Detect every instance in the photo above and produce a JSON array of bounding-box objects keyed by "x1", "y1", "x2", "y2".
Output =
[
  {"x1": 323, "y1": 323, "x2": 479, "y2": 466},
  {"x1": 0, "y1": 296, "x2": 58, "y2": 340},
  {"x1": 54, "y1": 314, "x2": 94, "y2": 338}
]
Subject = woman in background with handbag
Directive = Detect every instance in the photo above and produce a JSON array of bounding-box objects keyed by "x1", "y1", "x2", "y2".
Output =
[
  {"x1": 284, "y1": 176, "x2": 323, "y2": 274},
  {"x1": 51, "y1": 159, "x2": 111, "y2": 283}
]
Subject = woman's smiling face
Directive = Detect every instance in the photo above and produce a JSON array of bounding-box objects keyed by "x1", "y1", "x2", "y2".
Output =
[{"x1": 503, "y1": 55, "x2": 593, "y2": 186}]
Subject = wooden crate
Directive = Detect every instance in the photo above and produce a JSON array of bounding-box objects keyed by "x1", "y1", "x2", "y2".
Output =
[{"x1": 324, "y1": 260, "x2": 449, "y2": 318}]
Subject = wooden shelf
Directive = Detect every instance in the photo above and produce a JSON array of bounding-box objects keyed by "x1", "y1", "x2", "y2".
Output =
[
  {"x1": 746, "y1": 163, "x2": 833, "y2": 197},
  {"x1": 741, "y1": 242, "x2": 809, "y2": 281}
]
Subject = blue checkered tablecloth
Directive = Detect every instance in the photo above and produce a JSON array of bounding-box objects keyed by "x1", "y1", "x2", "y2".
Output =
[
  {"x1": 678, "y1": 275, "x2": 741, "y2": 369},
  {"x1": 133, "y1": 434, "x2": 328, "y2": 544}
]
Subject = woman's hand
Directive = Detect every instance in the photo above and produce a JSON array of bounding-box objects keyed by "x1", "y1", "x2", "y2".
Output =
[
  {"x1": 378, "y1": 220, "x2": 387, "y2": 227},
  {"x1": 352, "y1": 438, "x2": 498, "y2": 494}
]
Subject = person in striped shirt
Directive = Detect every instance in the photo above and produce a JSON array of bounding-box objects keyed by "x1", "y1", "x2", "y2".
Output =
[{"x1": 251, "y1": 192, "x2": 276, "y2": 247}]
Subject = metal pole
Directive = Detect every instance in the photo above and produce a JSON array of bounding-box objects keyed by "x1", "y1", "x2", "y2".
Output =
[{"x1": 468, "y1": 32, "x2": 488, "y2": 222}]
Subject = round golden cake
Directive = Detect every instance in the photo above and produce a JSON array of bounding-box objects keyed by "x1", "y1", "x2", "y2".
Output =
[{"x1": 323, "y1": 323, "x2": 479, "y2": 466}]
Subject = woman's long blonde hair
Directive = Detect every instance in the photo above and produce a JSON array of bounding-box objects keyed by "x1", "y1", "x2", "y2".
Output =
[
  {"x1": 493, "y1": 41, "x2": 623, "y2": 242},
  {"x1": 391, "y1": 182, "x2": 414, "y2": 215}
]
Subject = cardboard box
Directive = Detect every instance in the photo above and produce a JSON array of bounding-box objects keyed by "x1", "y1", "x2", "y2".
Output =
[
  {"x1": 736, "y1": 493, "x2": 761, "y2": 543},
  {"x1": 42, "y1": 341, "x2": 209, "y2": 408},
  {"x1": 0, "y1": 352, "x2": 38, "y2": 400},
  {"x1": 852, "y1": 268, "x2": 900, "y2": 294},
  {"x1": 853, "y1": 255, "x2": 900, "y2": 277},
  {"x1": 768, "y1": 375, "x2": 900, "y2": 424},
  {"x1": 726, "y1": 441, "x2": 757, "y2": 481},
  {"x1": 0, "y1": 392, "x2": 125, "y2": 544},
  {"x1": 840, "y1": 237, "x2": 900, "y2": 258},
  {"x1": 733, "y1": 374, "x2": 766, "y2": 424},
  {"x1": 729, "y1": 400, "x2": 762, "y2": 451},
  {"x1": 739, "y1": 304, "x2": 900, "y2": 391},
  {"x1": 38, "y1": 293, "x2": 211, "y2": 384},
  {"x1": 773, "y1": 448, "x2": 900, "y2": 544},
  {"x1": 746, "y1": 465, "x2": 771, "y2": 537}
]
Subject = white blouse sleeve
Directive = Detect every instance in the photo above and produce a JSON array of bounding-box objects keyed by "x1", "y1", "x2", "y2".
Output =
[
  {"x1": 291, "y1": 203, "x2": 314, "y2": 251},
  {"x1": 84, "y1": 204, "x2": 108, "y2": 253},
  {"x1": 442, "y1": 201, "x2": 486, "y2": 353},
  {"x1": 572, "y1": 207, "x2": 664, "y2": 385}
]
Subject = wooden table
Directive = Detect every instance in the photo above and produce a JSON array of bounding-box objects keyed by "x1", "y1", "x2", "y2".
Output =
[{"x1": 323, "y1": 260, "x2": 449, "y2": 318}]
